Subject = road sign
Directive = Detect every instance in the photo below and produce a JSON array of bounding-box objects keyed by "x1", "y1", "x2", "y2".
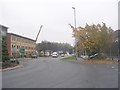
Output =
[{"x1": 19, "y1": 48, "x2": 25, "y2": 53}]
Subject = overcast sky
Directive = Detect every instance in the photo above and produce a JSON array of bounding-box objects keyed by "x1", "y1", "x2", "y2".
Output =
[{"x1": 0, "y1": 0, "x2": 119, "y2": 46}]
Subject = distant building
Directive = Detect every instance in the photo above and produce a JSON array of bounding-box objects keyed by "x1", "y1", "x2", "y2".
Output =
[
  {"x1": 114, "y1": 30, "x2": 120, "y2": 42},
  {"x1": 0, "y1": 25, "x2": 8, "y2": 61},
  {"x1": 110, "y1": 30, "x2": 120, "y2": 57},
  {"x1": 7, "y1": 33, "x2": 36, "y2": 58},
  {"x1": 0, "y1": 25, "x2": 8, "y2": 37},
  {"x1": 0, "y1": 25, "x2": 8, "y2": 52}
]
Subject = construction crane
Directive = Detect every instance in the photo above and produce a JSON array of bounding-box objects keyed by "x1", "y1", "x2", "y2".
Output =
[
  {"x1": 35, "y1": 25, "x2": 43, "y2": 42},
  {"x1": 32, "y1": 25, "x2": 43, "y2": 57}
]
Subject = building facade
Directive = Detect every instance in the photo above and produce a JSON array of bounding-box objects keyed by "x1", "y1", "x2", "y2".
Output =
[
  {"x1": 0, "y1": 25, "x2": 8, "y2": 37},
  {"x1": 7, "y1": 33, "x2": 36, "y2": 58},
  {"x1": 0, "y1": 25, "x2": 8, "y2": 54},
  {"x1": 113, "y1": 30, "x2": 120, "y2": 58},
  {"x1": 0, "y1": 25, "x2": 8, "y2": 61}
]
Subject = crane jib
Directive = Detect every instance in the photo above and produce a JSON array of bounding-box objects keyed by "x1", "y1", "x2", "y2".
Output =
[{"x1": 35, "y1": 25, "x2": 43, "y2": 42}]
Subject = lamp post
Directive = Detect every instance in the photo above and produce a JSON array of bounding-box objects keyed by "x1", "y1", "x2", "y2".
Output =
[
  {"x1": 72, "y1": 7, "x2": 76, "y2": 28},
  {"x1": 72, "y1": 7, "x2": 77, "y2": 60},
  {"x1": 0, "y1": 27, "x2": 2, "y2": 62}
]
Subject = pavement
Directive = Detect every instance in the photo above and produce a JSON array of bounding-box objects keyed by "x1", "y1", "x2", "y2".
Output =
[{"x1": 2, "y1": 57, "x2": 118, "y2": 88}]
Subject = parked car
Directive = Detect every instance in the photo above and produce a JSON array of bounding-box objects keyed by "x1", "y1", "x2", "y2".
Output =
[
  {"x1": 89, "y1": 53, "x2": 98, "y2": 59},
  {"x1": 80, "y1": 55, "x2": 89, "y2": 59},
  {"x1": 52, "y1": 52, "x2": 59, "y2": 58},
  {"x1": 61, "y1": 54, "x2": 65, "y2": 57},
  {"x1": 45, "y1": 52, "x2": 50, "y2": 57},
  {"x1": 31, "y1": 54, "x2": 37, "y2": 58}
]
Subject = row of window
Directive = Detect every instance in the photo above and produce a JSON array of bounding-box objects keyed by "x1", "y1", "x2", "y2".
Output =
[
  {"x1": 12, "y1": 36, "x2": 35, "y2": 44},
  {"x1": 12, "y1": 52, "x2": 35, "y2": 55},
  {"x1": 12, "y1": 45, "x2": 35, "y2": 50},
  {"x1": 12, "y1": 41, "x2": 35, "y2": 47},
  {"x1": 12, "y1": 52, "x2": 35, "y2": 57}
]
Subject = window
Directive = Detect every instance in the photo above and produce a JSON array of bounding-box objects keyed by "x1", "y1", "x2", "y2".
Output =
[
  {"x1": 12, "y1": 45, "x2": 14, "y2": 48},
  {"x1": 17, "y1": 46, "x2": 18, "y2": 49}
]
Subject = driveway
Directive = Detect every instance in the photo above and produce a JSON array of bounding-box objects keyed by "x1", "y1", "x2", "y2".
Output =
[{"x1": 2, "y1": 57, "x2": 118, "y2": 88}]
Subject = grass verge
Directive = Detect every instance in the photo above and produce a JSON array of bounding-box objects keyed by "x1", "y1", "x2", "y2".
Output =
[
  {"x1": 79, "y1": 59, "x2": 118, "y2": 64},
  {"x1": 62, "y1": 56, "x2": 118, "y2": 64},
  {"x1": 63, "y1": 56, "x2": 76, "y2": 60}
]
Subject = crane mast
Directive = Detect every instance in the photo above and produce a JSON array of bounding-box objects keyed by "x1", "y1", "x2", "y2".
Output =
[{"x1": 35, "y1": 25, "x2": 43, "y2": 42}]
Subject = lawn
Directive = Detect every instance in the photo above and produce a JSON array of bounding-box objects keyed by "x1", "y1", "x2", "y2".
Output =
[{"x1": 63, "y1": 56, "x2": 76, "y2": 60}]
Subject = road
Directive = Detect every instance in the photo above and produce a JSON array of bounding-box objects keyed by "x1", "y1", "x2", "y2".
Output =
[{"x1": 2, "y1": 57, "x2": 118, "y2": 88}]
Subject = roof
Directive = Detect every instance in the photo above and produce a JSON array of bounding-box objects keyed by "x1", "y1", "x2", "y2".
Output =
[
  {"x1": 0, "y1": 24, "x2": 9, "y2": 29},
  {"x1": 114, "y1": 30, "x2": 120, "y2": 38},
  {"x1": 8, "y1": 33, "x2": 36, "y2": 42}
]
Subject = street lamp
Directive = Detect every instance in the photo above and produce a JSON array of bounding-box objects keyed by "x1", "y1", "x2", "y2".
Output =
[
  {"x1": 0, "y1": 28, "x2": 2, "y2": 62},
  {"x1": 72, "y1": 7, "x2": 77, "y2": 60},
  {"x1": 72, "y1": 7, "x2": 76, "y2": 29}
]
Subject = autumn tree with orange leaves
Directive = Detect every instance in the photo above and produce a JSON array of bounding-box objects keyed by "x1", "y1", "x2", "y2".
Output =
[{"x1": 72, "y1": 23, "x2": 114, "y2": 57}]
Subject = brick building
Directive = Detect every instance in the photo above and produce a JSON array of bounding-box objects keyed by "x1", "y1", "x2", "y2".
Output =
[{"x1": 7, "y1": 33, "x2": 36, "y2": 58}]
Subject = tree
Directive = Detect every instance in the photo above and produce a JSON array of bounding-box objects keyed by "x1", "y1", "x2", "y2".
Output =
[
  {"x1": 36, "y1": 41, "x2": 73, "y2": 55},
  {"x1": 2, "y1": 36, "x2": 10, "y2": 62},
  {"x1": 72, "y1": 23, "x2": 114, "y2": 57}
]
